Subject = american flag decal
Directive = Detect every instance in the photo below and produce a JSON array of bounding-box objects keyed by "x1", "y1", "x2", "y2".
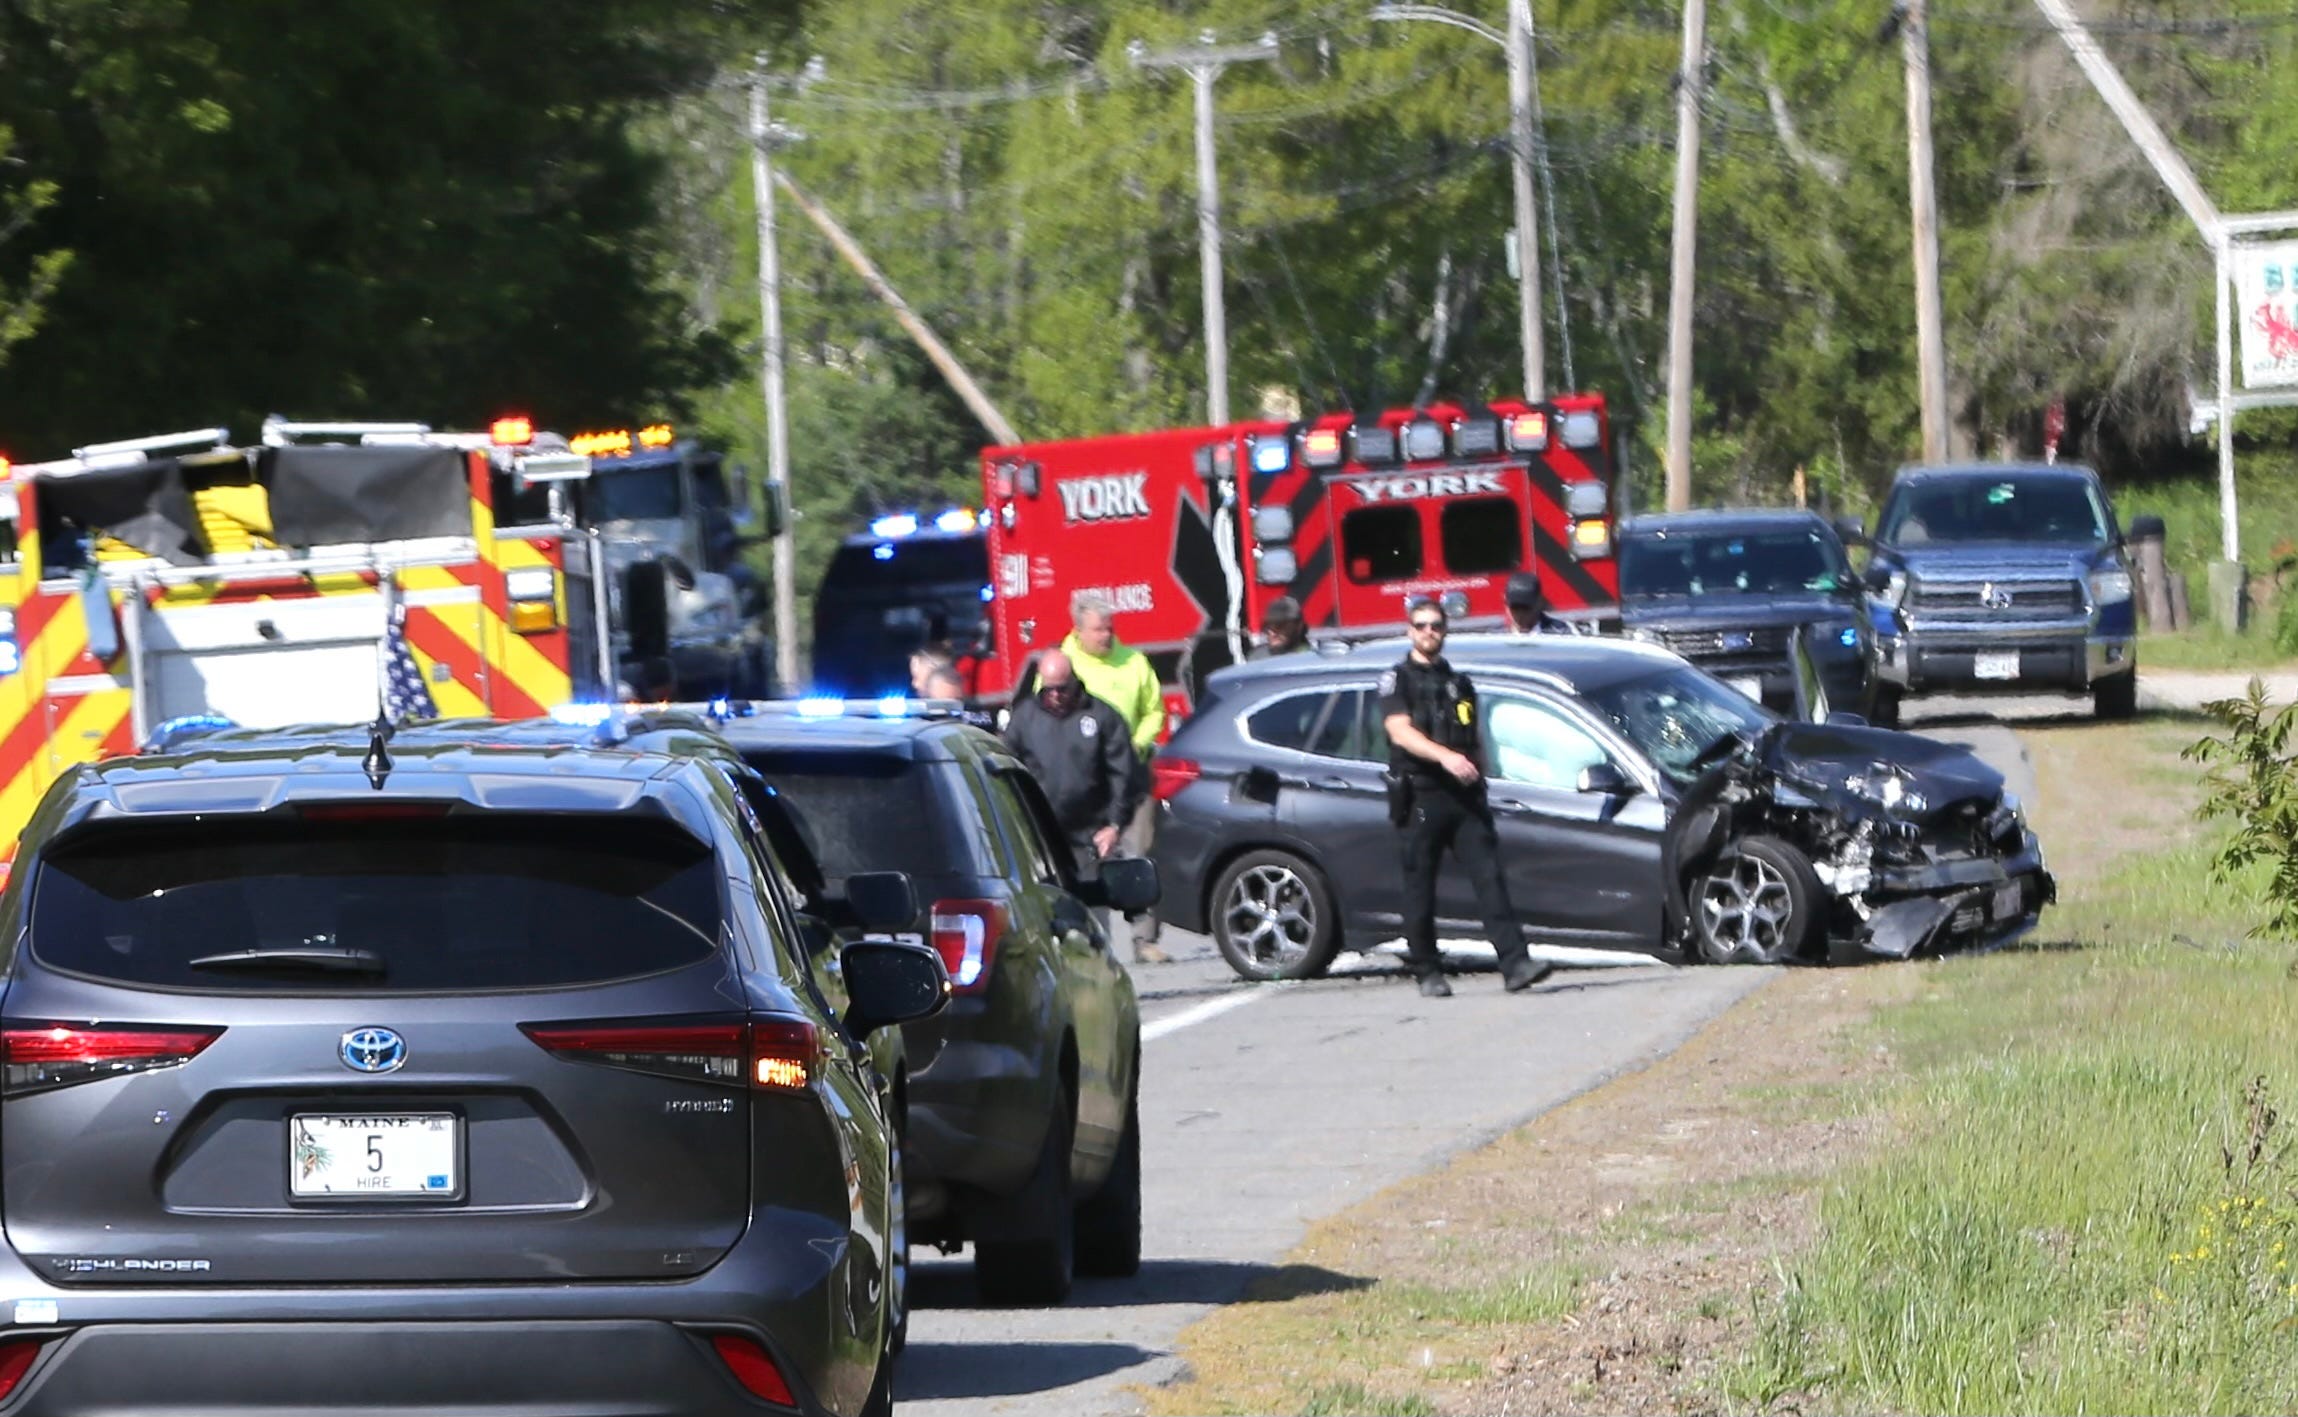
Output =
[{"x1": 381, "y1": 584, "x2": 438, "y2": 723}]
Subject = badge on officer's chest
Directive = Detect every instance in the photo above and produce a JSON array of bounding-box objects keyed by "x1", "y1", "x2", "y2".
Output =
[
  {"x1": 1456, "y1": 701, "x2": 1473, "y2": 726},
  {"x1": 1081, "y1": 716, "x2": 1099, "y2": 738}
]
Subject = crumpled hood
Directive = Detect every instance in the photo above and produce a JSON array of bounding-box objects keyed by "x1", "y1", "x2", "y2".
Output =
[
  {"x1": 1762, "y1": 721, "x2": 2006, "y2": 814},
  {"x1": 1620, "y1": 593, "x2": 1861, "y2": 633}
]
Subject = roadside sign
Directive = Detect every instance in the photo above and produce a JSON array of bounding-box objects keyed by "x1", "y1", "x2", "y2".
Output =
[{"x1": 2234, "y1": 240, "x2": 2298, "y2": 387}]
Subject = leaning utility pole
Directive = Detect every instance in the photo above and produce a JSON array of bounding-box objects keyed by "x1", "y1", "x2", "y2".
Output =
[
  {"x1": 748, "y1": 58, "x2": 801, "y2": 694},
  {"x1": 1664, "y1": 0, "x2": 1706, "y2": 511},
  {"x1": 1902, "y1": 0, "x2": 1950, "y2": 463},
  {"x1": 1131, "y1": 31, "x2": 1279, "y2": 426}
]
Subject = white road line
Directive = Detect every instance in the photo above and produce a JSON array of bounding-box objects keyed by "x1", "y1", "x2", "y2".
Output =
[{"x1": 1142, "y1": 985, "x2": 1288, "y2": 1043}]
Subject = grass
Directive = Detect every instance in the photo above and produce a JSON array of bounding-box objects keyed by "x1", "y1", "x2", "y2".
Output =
[
  {"x1": 2139, "y1": 621, "x2": 2298, "y2": 672},
  {"x1": 1719, "y1": 721, "x2": 2298, "y2": 1414}
]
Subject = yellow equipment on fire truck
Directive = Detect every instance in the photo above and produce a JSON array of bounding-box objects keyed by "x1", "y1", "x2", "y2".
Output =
[{"x1": 0, "y1": 416, "x2": 619, "y2": 854}]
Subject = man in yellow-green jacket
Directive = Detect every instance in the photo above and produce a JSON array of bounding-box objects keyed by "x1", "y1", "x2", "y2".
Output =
[{"x1": 1062, "y1": 591, "x2": 1168, "y2": 964}]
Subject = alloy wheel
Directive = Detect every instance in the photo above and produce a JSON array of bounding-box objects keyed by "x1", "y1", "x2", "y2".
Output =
[
  {"x1": 1699, "y1": 853, "x2": 1795, "y2": 961},
  {"x1": 1221, "y1": 863, "x2": 1319, "y2": 971}
]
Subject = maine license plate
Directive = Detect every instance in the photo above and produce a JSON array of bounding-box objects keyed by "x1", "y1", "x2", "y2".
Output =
[
  {"x1": 1991, "y1": 881, "x2": 2025, "y2": 920},
  {"x1": 1727, "y1": 676, "x2": 1764, "y2": 702},
  {"x1": 1973, "y1": 651, "x2": 2020, "y2": 681},
  {"x1": 290, "y1": 1113, "x2": 459, "y2": 1198}
]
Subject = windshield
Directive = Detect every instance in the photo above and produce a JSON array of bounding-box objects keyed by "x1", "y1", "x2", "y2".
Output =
[
  {"x1": 741, "y1": 752, "x2": 978, "y2": 880},
  {"x1": 585, "y1": 465, "x2": 684, "y2": 523},
  {"x1": 1620, "y1": 527, "x2": 1847, "y2": 597},
  {"x1": 1876, "y1": 474, "x2": 2109, "y2": 546},
  {"x1": 1585, "y1": 665, "x2": 1776, "y2": 784}
]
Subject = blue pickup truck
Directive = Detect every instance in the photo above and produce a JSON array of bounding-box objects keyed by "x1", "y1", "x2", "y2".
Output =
[{"x1": 1861, "y1": 463, "x2": 2141, "y2": 724}]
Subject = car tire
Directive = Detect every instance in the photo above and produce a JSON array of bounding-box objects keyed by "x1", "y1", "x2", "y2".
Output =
[
  {"x1": 973, "y1": 1091, "x2": 1075, "y2": 1306},
  {"x1": 2093, "y1": 671, "x2": 2137, "y2": 721},
  {"x1": 1869, "y1": 685, "x2": 1903, "y2": 730},
  {"x1": 1691, "y1": 835, "x2": 1824, "y2": 966},
  {"x1": 1073, "y1": 1082, "x2": 1142, "y2": 1278},
  {"x1": 1210, "y1": 849, "x2": 1340, "y2": 981}
]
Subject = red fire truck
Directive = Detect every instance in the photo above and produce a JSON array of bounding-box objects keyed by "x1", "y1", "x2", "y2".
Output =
[{"x1": 971, "y1": 395, "x2": 1621, "y2": 710}]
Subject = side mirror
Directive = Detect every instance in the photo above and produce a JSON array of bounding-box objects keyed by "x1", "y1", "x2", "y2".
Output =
[
  {"x1": 1832, "y1": 516, "x2": 1866, "y2": 549},
  {"x1": 839, "y1": 940, "x2": 950, "y2": 1034},
  {"x1": 842, "y1": 871, "x2": 919, "y2": 934},
  {"x1": 1576, "y1": 762, "x2": 1635, "y2": 796},
  {"x1": 1078, "y1": 855, "x2": 1161, "y2": 914},
  {"x1": 1825, "y1": 711, "x2": 1869, "y2": 728},
  {"x1": 1862, "y1": 562, "x2": 1894, "y2": 594}
]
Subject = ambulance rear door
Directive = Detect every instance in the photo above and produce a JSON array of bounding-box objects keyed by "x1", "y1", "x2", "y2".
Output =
[{"x1": 1317, "y1": 461, "x2": 1536, "y2": 632}]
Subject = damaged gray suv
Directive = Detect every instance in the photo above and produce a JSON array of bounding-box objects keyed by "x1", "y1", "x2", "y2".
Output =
[
  {"x1": 0, "y1": 724, "x2": 946, "y2": 1416},
  {"x1": 1153, "y1": 635, "x2": 2053, "y2": 975}
]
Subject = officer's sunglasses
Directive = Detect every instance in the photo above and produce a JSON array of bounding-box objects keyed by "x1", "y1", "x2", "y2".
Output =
[{"x1": 1409, "y1": 618, "x2": 1446, "y2": 633}]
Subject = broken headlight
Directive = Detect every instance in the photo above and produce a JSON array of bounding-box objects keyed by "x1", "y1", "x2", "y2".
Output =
[{"x1": 1844, "y1": 763, "x2": 1928, "y2": 816}]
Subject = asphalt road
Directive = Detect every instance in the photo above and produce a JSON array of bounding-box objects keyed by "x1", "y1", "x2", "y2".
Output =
[{"x1": 894, "y1": 708, "x2": 2044, "y2": 1417}]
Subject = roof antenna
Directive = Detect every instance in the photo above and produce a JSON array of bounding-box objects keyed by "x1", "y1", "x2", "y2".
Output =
[{"x1": 363, "y1": 708, "x2": 395, "y2": 791}]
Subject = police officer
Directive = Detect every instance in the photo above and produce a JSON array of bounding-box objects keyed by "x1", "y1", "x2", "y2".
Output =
[{"x1": 1379, "y1": 598, "x2": 1553, "y2": 998}]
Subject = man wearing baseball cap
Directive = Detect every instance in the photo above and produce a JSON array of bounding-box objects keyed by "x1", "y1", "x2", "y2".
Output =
[{"x1": 1502, "y1": 570, "x2": 1584, "y2": 635}]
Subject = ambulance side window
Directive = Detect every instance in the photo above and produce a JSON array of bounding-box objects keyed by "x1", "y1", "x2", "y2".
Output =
[
  {"x1": 1342, "y1": 506, "x2": 1422, "y2": 582},
  {"x1": 1441, "y1": 497, "x2": 1523, "y2": 574}
]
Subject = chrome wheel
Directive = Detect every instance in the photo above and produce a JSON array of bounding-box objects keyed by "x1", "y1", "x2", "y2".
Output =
[
  {"x1": 1699, "y1": 854, "x2": 1795, "y2": 962},
  {"x1": 1220, "y1": 863, "x2": 1319, "y2": 971}
]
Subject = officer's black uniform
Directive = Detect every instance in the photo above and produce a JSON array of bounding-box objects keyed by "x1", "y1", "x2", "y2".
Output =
[{"x1": 1378, "y1": 655, "x2": 1538, "y2": 983}]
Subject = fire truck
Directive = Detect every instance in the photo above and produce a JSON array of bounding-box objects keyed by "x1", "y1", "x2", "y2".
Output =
[
  {"x1": 0, "y1": 415, "x2": 614, "y2": 852},
  {"x1": 971, "y1": 395, "x2": 1621, "y2": 709}
]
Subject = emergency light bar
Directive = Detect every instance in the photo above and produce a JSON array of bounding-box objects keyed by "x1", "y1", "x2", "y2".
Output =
[
  {"x1": 1450, "y1": 417, "x2": 1500, "y2": 457},
  {"x1": 1559, "y1": 410, "x2": 1602, "y2": 449},
  {"x1": 1300, "y1": 427, "x2": 1344, "y2": 469},
  {"x1": 870, "y1": 514, "x2": 920, "y2": 539},
  {"x1": 1401, "y1": 420, "x2": 1446, "y2": 462},
  {"x1": 1249, "y1": 436, "x2": 1291, "y2": 474},
  {"x1": 1350, "y1": 425, "x2": 1398, "y2": 464},
  {"x1": 490, "y1": 416, "x2": 534, "y2": 446},
  {"x1": 1506, "y1": 411, "x2": 1549, "y2": 452}
]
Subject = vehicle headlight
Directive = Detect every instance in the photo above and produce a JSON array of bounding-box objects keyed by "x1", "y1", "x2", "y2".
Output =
[
  {"x1": 1844, "y1": 763, "x2": 1927, "y2": 815},
  {"x1": 1881, "y1": 570, "x2": 1909, "y2": 609},
  {"x1": 2087, "y1": 568, "x2": 2132, "y2": 605}
]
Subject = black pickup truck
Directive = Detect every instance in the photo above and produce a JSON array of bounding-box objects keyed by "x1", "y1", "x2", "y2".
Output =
[{"x1": 1860, "y1": 463, "x2": 2141, "y2": 723}]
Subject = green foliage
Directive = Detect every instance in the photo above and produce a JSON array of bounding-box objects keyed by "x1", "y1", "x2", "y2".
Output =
[{"x1": 2186, "y1": 683, "x2": 2298, "y2": 939}]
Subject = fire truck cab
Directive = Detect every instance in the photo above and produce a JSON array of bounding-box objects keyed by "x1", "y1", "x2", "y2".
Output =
[
  {"x1": 0, "y1": 417, "x2": 608, "y2": 850},
  {"x1": 976, "y1": 395, "x2": 1621, "y2": 707}
]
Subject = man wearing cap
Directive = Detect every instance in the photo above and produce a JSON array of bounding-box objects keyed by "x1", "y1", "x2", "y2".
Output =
[
  {"x1": 1062, "y1": 591, "x2": 1170, "y2": 963},
  {"x1": 1502, "y1": 570, "x2": 1584, "y2": 635},
  {"x1": 1249, "y1": 596, "x2": 1310, "y2": 659}
]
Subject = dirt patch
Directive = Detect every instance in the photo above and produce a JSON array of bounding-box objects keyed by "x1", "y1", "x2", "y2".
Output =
[{"x1": 1148, "y1": 961, "x2": 1932, "y2": 1415}]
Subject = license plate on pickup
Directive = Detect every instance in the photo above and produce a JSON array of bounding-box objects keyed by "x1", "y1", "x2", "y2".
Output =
[
  {"x1": 290, "y1": 1113, "x2": 460, "y2": 1199},
  {"x1": 1991, "y1": 881, "x2": 2025, "y2": 920},
  {"x1": 1973, "y1": 651, "x2": 2021, "y2": 681},
  {"x1": 1726, "y1": 676, "x2": 1765, "y2": 702}
]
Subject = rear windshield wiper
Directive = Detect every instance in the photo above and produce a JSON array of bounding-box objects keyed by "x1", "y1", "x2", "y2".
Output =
[{"x1": 188, "y1": 947, "x2": 386, "y2": 976}]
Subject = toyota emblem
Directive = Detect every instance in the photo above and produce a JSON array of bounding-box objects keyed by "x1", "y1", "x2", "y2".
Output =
[
  {"x1": 1980, "y1": 583, "x2": 2014, "y2": 611},
  {"x1": 340, "y1": 1027, "x2": 407, "y2": 1074}
]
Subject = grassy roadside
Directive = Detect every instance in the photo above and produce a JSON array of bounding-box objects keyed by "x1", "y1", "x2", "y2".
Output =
[{"x1": 1144, "y1": 713, "x2": 2298, "y2": 1415}]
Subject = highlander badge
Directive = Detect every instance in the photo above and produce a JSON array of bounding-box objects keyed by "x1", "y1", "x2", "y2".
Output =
[{"x1": 340, "y1": 1027, "x2": 407, "y2": 1074}]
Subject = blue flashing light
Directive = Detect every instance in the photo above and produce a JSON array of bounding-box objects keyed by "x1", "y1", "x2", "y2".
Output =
[
  {"x1": 872, "y1": 544, "x2": 895, "y2": 561},
  {"x1": 979, "y1": 583, "x2": 995, "y2": 603},
  {"x1": 549, "y1": 702, "x2": 616, "y2": 727},
  {"x1": 707, "y1": 696, "x2": 734, "y2": 720},
  {"x1": 1250, "y1": 436, "x2": 1291, "y2": 474},
  {"x1": 870, "y1": 513, "x2": 920, "y2": 539},
  {"x1": 1838, "y1": 626, "x2": 1861, "y2": 649},
  {"x1": 935, "y1": 508, "x2": 978, "y2": 534},
  {"x1": 876, "y1": 693, "x2": 910, "y2": 717},
  {"x1": 796, "y1": 696, "x2": 846, "y2": 719}
]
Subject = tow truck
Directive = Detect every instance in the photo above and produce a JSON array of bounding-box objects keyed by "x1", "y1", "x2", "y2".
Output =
[
  {"x1": 972, "y1": 395, "x2": 1622, "y2": 712},
  {"x1": 0, "y1": 415, "x2": 612, "y2": 851}
]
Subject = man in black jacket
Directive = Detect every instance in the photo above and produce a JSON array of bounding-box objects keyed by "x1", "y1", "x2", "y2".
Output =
[{"x1": 1004, "y1": 649, "x2": 1141, "y2": 866}]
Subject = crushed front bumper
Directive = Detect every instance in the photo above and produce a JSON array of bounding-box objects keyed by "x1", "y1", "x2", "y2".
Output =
[{"x1": 1822, "y1": 828, "x2": 2055, "y2": 960}]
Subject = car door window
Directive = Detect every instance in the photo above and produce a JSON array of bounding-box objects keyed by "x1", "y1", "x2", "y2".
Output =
[
  {"x1": 1484, "y1": 694, "x2": 1611, "y2": 790},
  {"x1": 987, "y1": 768, "x2": 1066, "y2": 887},
  {"x1": 1004, "y1": 771, "x2": 1083, "y2": 889},
  {"x1": 1305, "y1": 689, "x2": 1382, "y2": 763},
  {"x1": 1246, "y1": 691, "x2": 1334, "y2": 752}
]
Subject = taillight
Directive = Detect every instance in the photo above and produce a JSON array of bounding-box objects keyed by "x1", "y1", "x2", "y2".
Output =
[
  {"x1": 929, "y1": 899, "x2": 1006, "y2": 994},
  {"x1": 521, "y1": 1017, "x2": 820, "y2": 1093},
  {"x1": 710, "y1": 1334, "x2": 796, "y2": 1407},
  {"x1": 1, "y1": 1022, "x2": 224, "y2": 1096},
  {"x1": 0, "y1": 1339, "x2": 45, "y2": 1401},
  {"x1": 1150, "y1": 758, "x2": 1201, "y2": 801}
]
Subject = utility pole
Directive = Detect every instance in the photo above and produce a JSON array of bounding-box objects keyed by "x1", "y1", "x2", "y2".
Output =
[
  {"x1": 1664, "y1": 0, "x2": 1706, "y2": 511},
  {"x1": 1131, "y1": 31, "x2": 1278, "y2": 426},
  {"x1": 748, "y1": 58, "x2": 800, "y2": 695},
  {"x1": 1506, "y1": 0, "x2": 1545, "y2": 400},
  {"x1": 1902, "y1": 0, "x2": 1950, "y2": 463}
]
